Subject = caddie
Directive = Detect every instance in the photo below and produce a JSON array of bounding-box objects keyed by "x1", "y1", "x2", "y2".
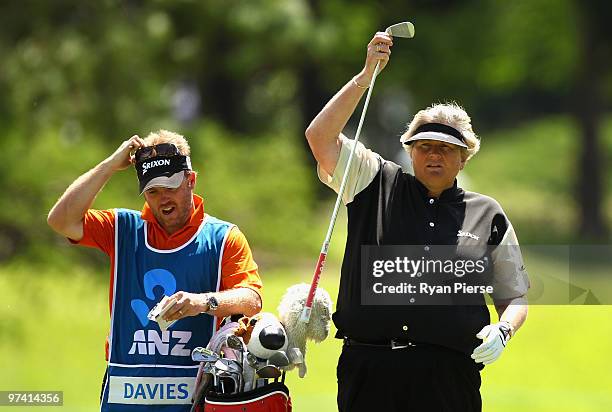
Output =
[{"x1": 47, "y1": 130, "x2": 262, "y2": 411}]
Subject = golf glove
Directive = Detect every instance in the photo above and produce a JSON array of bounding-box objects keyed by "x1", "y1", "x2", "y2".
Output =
[{"x1": 471, "y1": 321, "x2": 513, "y2": 365}]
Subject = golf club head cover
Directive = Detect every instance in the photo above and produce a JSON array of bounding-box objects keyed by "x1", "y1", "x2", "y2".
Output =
[
  {"x1": 245, "y1": 312, "x2": 289, "y2": 359},
  {"x1": 235, "y1": 316, "x2": 255, "y2": 344},
  {"x1": 277, "y1": 283, "x2": 333, "y2": 378},
  {"x1": 206, "y1": 321, "x2": 240, "y2": 354}
]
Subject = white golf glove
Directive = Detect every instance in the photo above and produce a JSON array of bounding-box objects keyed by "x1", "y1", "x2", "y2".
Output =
[{"x1": 471, "y1": 321, "x2": 513, "y2": 365}]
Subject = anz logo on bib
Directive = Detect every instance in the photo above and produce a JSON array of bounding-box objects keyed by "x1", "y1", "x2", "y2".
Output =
[
  {"x1": 128, "y1": 330, "x2": 192, "y2": 356},
  {"x1": 128, "y1": 268, "x2": 193, "y2": 357}
]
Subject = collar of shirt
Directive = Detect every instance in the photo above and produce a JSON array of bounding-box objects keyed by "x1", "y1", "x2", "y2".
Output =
[
  {"x1": 141, "y1": 194, "x2": 205, "y2": 246},
  {"x1": 414, "y1": 178, "x2": 464, "y2": 202}
]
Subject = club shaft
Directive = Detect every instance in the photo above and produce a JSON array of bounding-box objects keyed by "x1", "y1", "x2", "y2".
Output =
[{"x1": 300, "y1": 61, "x2": 382, "y2": 322}]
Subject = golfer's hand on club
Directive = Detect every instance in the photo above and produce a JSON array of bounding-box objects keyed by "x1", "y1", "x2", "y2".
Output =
[
  {"x1": 162, "y1": 291, "x2": 211, "y2": 321},
  {"x1": 354, "y1": 32, "x2": 393, "y2": 87},
  {"x1": 471, "y1": 321, "x2": 513, "y2": 365},
  {"x1": 106, "y1": 135, "x2": 146, "y2": 171}
]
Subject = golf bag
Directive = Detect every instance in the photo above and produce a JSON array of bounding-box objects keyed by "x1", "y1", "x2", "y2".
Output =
[
  {"x1": 194, "y1": 382, "x2": 292, "y2": 412},
  {"x1": 190, "y1": 315, "x2": 293, "y2": 412}
]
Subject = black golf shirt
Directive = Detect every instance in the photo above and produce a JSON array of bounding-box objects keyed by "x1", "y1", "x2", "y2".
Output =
[{"x1": 331, "y1": 158, "x2": 525, "y2": 356}]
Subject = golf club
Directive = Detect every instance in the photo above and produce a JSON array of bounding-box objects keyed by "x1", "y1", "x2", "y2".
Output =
[
  {"x1": 214, "y1": 358, "x2": 241, "y2": 373},
  {"x1": 226, "y1": 334, "x2": 244, "y2": 351},
  {"x1": 217, "y1": 369, "x2": 242, "y2": 394},
  {"x1": 300, "y1": 21, "x2": 415, "y2": 322},
  {"x1": 386, "y1": 21, "x2": 415, "y2": 38},
  {"x1": 241, "y1": 352, "x2": 257, "y2": 392},
  {"x1": 192, "y1": 347, "x2": 220, "y2": 363},
  {"x1": 256, "y1": 364, "x2": 282, "y2": 380},
  {"x1": 268, "y1": 351, "x2": 290, "y2": 368},
  {"x1": 225, "y1": 334, "x2": 245, "y2": 368},
  {"x1": 190, "y1": 372, "x2": 212, "y2": 412},
  {"x1": 268, "y1": 352, "x2": 290, "y2": 383}
]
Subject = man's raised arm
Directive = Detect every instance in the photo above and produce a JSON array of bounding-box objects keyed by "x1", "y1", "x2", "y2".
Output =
[
  {"x1": 47, "y1": 135, "x2": 145, "y2": 240},
  {"x1": 305, "y1": 32, "x2": 393, "y2": 176}
]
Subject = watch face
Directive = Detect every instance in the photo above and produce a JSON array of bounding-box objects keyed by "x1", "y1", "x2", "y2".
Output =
[{"x1": 208, "y1": 295, "x2": 219, "y2": 310}]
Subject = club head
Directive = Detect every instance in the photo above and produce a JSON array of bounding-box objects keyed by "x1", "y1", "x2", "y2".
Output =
[
  {"x1": 268, "y1": 351, "x2": 290, "y2": 368},
  {"x1": 256, "y1": 365, "x2": 282, "y2": 379},
  {"x1": 226, "y1": 335, "x2": 244, "y2": 350},
  {"x1": 214, "y1": 358, "x2": 242, "y2": 374},
  {"x1": 246, "y1": 352, "x2": 259, "y2": 368},
  {"x1": 217, "y1": 371, "x2": 241, "y2": 394},
  {"x1": 203, "y1": 363, "x2": 216, "y2": 374},
  {"x1": 214, "y1": 359, "x2": 230, "y2": 372},
  {"x1": 227, "y1": 360, "x2": 243, "y2": 374},
  {"x1": 385, "y1": 21, "x2": 415, "y2": 38},
  {"x1": 242, "y1": 359, "x2": 256, "y2": 392},
  {"x1": 192, "y1": 347, "x2": 220, "y2": 363}
]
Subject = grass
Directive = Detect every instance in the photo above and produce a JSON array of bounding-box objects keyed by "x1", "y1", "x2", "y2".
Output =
[
  {"x1": 2, "y1": 259, "x2": 612, "y2": 412},
  {"x1": 0, "y1": 263, "x2": 108, "y2": 411}
]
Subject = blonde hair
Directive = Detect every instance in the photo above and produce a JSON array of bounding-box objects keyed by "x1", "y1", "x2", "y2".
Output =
[
  {"x1": 400, "y1": 102, "x2": 480, "y2": 162},
  {"x1": 143, "y1": 129, "x2": 191, "y2": 156}
]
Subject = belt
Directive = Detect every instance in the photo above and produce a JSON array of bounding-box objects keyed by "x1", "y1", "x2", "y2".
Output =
[{"x1": 343, "y1": 337, "x2": 417, "y2": 350}]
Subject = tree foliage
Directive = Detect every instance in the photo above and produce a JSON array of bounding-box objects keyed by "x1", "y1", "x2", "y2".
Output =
[{"x1": 0, "y1": 0, "x2": 610, "y2": 264}]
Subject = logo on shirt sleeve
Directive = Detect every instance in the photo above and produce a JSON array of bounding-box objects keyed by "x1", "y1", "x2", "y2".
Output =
[{"x1": 457, "y1": 230, "x2": 480, "y2": 240}]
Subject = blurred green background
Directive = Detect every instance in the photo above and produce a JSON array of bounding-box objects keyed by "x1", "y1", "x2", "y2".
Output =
[{"x1": 1, "y1": 0, "x2": 611, "y2": 411}]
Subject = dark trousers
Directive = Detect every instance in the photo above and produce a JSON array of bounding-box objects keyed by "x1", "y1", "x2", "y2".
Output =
[{"x1": 337, "y1": 342, "x2": 482, "y2": 412}]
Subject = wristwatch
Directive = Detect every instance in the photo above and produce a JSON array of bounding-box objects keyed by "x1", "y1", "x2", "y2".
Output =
[
  {"x1": 203, "y1": 293, "x2": 219, "y2": 314},
  {"x1": 498, "y1": 321, "x2": 514, "y2": 341}
]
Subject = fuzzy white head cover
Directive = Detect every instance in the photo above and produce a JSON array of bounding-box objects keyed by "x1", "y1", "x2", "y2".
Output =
[
  {"x1": 277, "y1": 283, "x2": 333, "y2": 378},
  {"x1": 245, "y1": 312, "x2": 289, "y2": 359}
]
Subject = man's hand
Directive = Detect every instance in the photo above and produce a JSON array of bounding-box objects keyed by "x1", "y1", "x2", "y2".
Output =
[
  {"x1": 105, "y1": 135, "x2": 146, "y2": 171},
  {"x1": 161, "y1": 289, "x2": 262, "y2": 322},
  {"x1": 354, "y1": 32, "x2": 393, "y2": 87},
  {"x1": 162, "y1": 291, "x2": 209, "y2": 322},
  {"x1": 471, "y1": 321, "x2": 513, "y2": 365},
  {"x1": 47, "y1": 134, "x2": 146, "y2": 240}
]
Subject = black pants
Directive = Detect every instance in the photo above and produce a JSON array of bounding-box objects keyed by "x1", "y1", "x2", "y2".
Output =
[{"x1": 337, "y1": 343, "x2": 481, "y2": 412}]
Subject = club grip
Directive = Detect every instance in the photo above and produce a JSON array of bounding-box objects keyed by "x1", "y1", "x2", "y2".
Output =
[{"x1": 300, "y1": 252, "x2": 327, "y2": 322}]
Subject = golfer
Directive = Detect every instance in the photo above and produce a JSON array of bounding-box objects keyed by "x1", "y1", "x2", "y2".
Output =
[
  {"x1": 305, "y1": 32, "x2": 529, "y2": 411},
  {"x1": 47, "y1": 130, "x2": 262, "y2": 411}
]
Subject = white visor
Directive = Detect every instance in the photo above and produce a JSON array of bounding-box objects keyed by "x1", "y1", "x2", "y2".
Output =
[
  {"x1": 140, "y1": 171, "x2": 185, "y2": 195},
  {"x1": 402, "y1": 131, "x2": 468, "y2": 148}
]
